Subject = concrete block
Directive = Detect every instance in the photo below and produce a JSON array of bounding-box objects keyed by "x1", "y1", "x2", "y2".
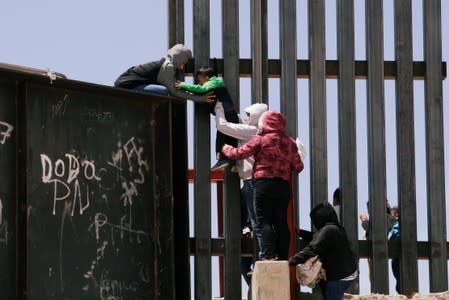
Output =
[{"x1": 251, "y1": 261, "x2": 290, "y2": 300}]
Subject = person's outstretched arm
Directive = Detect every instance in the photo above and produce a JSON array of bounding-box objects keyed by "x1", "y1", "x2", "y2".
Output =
[
  {"x1": 298, "y1": 229, "x2": 314, "y2": 243},
  {"x1": 178, "y1": 80, "x2": 220, "y2": 94},
  {"x1": 215, "y1": 102, "x2": 257, "y2": 141},
  {"x1": 158, "y1": 63, "x2": 209, "y2": 103},
  {"x1": 222, "y1": 136, "x2": 260, "y2": 160},
  {"x1": 289, "y1": 229, "x2": 330, "y2": 265}
]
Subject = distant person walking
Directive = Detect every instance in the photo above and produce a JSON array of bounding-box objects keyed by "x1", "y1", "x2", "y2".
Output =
[
  {"x1": 359, "y1": 199, "x2": 396, "y2": 282},
  {"x1": 222, "y1": 111, "x2": 304, "y2": 260},
  {"x1": 388, "y1": 206, "x2": 400, "y2": 294},
  {"x1": 359, "y1": 199, "x2": 395, "y2": 240}
]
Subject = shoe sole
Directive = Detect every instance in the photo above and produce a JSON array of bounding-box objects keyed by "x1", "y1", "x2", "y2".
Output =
[{"x1": 210, "y1": 163, "x2": 230, "y2": 171}]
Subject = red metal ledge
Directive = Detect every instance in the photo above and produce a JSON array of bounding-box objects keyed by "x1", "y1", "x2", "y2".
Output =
[{"x1": 188, "y1": 168, "x2": 224, "y2": 183}]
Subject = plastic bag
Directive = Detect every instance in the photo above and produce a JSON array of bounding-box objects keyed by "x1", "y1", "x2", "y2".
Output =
[
  {"x1": 296, "y1": 138, "x2": 306, "y2": 161},
  {"x1": 295, "y1": 255, "x2": 326, "y2": 288}
]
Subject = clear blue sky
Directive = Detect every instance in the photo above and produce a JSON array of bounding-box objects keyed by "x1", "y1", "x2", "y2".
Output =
[{"x1": 1, "y1": 0, "x2": 448, "y2": 297}]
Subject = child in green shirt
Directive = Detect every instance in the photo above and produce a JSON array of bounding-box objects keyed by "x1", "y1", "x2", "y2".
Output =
[{"x1": 176, "y1": 67, "x2": 239, "y2": 171}]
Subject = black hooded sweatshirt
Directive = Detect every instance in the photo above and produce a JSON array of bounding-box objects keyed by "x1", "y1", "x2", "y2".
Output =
[{"x1": 288, "y1": 202, "x2": 357, "y2": 281}]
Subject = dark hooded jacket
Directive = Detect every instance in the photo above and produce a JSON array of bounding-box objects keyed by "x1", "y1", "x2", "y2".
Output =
[
  {"x1": 114, "y1": 44, "x2": 207, "y2": 103},
  {"x1": 288, "y1": 202, "x2": 357, "y2": 281},
  {"x1": 114, "y1": 58, "x2": 164, "y2": 89}
]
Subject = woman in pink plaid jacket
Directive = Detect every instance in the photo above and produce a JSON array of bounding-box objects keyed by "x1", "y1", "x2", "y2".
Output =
[{"x1": 223, "y1": 111, "x2": 303, "y2": 260}]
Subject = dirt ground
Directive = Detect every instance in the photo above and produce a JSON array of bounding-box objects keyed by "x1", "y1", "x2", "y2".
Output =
[{"x1": 344, "y1": 291, "x2": 449, "y2": 300}]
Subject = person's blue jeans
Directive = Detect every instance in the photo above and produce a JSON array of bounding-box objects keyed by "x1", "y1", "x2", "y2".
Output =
[
  {"x1": 241, "y1": 180, "x2": 257, "y2": 231},
  {"x1": 134, "y1": 84, "x2": 169, "y2": 96},
  {"x1": 320, "y1": 279, "x2": 355, "y2": 300},
  {"x1": 240, "y1": 179, "x2": 257, "y2": 285}
]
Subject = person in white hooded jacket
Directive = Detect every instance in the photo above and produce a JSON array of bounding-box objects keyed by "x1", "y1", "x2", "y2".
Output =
[
  {"x1": 215, "y1": 101, "x2": 268, "y2": 285},
  {"x1": 215, "y1": 102, "x2": 306, "y2": 231},
  {"x1": 215, "y1": 101, "x2": 268, "y2": 181}
]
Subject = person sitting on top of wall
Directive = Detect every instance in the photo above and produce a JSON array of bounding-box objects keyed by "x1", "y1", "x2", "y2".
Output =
[{"x1": 114, "y1": 44, "x2": 212, "y2": 104}]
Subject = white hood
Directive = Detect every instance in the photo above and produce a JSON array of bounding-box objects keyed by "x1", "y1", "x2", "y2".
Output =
[{"x1": 244, "y1": 103, "x2": 268, "y2": 126}]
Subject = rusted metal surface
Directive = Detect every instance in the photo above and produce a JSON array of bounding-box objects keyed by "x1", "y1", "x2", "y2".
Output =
[
  {"x1": 0, "y1": 62, "x2": 66, "y2": 80},
  {"x1": 0, "y1": 78, "x2": 18, "y2": 300},
  {"x1": 0, "y1": 66, "x2": 177, "y2": 300}
]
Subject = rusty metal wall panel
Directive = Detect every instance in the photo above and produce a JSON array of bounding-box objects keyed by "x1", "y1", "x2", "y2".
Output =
[
  {"x1": 0, "y1": 79, "x2": 17, "y2": 300},
  {"x1": 168, "y1": 1, "x2": 191, "y2": 299},
  {"x1": 21, "y1": 81, "x2": 172, "y2": 300},
  {"x1": 154, "y1": 104, "x2": 176, "y2": 300},
  {"x1": 423, "y1": 0, "x2": 448, "y2": 292},
  {"x1": 394, "y1": 0, "x2": 419, "y2": 295},
  {"x1": 193, "y1": 0, "x2": 212, "y2": 299},
  {"x1": 365, "y1": 0, "x2": 389, "y2": 293}
]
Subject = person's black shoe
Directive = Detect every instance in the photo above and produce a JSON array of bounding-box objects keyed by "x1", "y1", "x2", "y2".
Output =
[{"x1": 211, "y1": 159, "x2": 230, "y2": 171}]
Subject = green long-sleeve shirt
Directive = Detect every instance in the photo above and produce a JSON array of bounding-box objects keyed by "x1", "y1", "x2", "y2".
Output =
[{"x1": 179, "y1": 76, "x2": 224, "y2": 94}]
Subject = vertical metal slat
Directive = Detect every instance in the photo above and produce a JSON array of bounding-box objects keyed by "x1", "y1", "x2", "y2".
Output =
[
  {"x1": 193, "y1": 0, "x2": 212, "y2": 299},
  {"x1": 222, "y1": 0, "x2": 241, "y2": 298},
  {"x1": 280, "y1": 0, "x2": 298, "y2": 137},
  {"x1": 280, "y1": 1, "x2": 298, "y2": 299},
  {"x1": 168, "y1": 1, "x2": 191, "y2": 299},
  {"x1": 423, "y1": 0, "x2": 448, "y2": 292},
  {"x1": 394, "y1": 0, "x2": 419, "y2": 295},
  {"x1": 308, "y1": 0, "x2": 327, "y2": 209},
  {"x1": 365, "y1": 0, "x2": 389, "y2": 293},
  {"x1": 251, "y1": 0, "x2": 268, "y2": 104},
  {"x1": 337, "y1": 0, "x2": 359, "y2": 293}
]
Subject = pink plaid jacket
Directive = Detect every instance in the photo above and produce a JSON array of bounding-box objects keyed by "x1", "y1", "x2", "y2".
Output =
[{"x1": 222, "y1": 111, "x2": 304, "y2": 181}]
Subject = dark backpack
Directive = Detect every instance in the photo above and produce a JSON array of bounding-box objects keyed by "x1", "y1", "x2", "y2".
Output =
[{"x1": 114, "y1": 58, "x2": 165, "y2": 89}]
